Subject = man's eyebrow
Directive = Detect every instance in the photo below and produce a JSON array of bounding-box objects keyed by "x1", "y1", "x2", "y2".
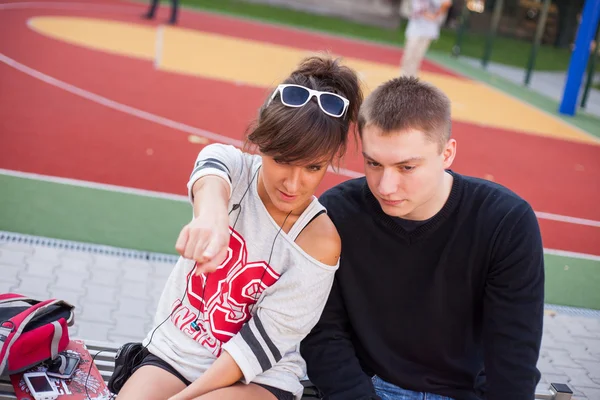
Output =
[{"x1": 362, "y1": 152, "x2": 423, "y2": 165}]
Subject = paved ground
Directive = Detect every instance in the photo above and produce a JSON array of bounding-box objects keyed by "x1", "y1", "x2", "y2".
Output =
[
  {"x1": 1, "y1": 233, "x2": 599, "y2": 399},
  {"x1": 460, "y1": 56, "x2": 600, "y2": 119}
]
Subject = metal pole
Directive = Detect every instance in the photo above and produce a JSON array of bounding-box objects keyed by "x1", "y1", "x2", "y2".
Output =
[
  {"x1": 482, "y1": 0, "x2": 505, "y2": 68},
  {"x1": 580, "y1": 22, "x2": 600, "y2": 108},
  {"x1": 559, "y1": 0, "x2": 600, "y2": 116},
  {"x1": 452, "y1": 3, "x2": 471, "y2": 57},
  {"x1": 524, "y1": 0, "x2": 551, "y2": 86}
]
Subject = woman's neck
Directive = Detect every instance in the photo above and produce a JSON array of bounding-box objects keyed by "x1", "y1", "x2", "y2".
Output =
[{"x1": 257, "y1": 172, "x2": 310, "y2": 232}]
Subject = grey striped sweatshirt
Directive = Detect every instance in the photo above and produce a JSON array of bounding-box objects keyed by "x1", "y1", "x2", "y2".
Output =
[{"x1": 143, "y1": 144, "x2": 339, "y2": 399}]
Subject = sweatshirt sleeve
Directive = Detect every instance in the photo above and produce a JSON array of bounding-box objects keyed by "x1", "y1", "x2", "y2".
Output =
[
  {"x1": 186, "y1": 144, "x2": 245, "y2": 203},
  {"x1": 300, "y1": 278, "x2": 380, "y2": 400},
  {"x1": 221, "y1": 258, "x2": 338, "y2": 384},
  {"x1": 483, "y1": 202, "x2": 544, "y2": 400}
]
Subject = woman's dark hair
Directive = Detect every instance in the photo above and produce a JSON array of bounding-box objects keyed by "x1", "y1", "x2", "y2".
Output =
[{"x1": 245, "y1": 55, "x2": 363, "y2": 166}]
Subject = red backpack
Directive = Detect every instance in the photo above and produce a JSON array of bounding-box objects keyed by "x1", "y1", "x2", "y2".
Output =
[{"x1": 0, "y1": 293, "x2": 75, "y2": 376}]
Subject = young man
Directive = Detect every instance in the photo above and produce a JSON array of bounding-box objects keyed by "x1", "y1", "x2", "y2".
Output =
[
  {"x1": 400, "y1": 0, "x2": 452, "y2": 77},
  {"x1": 300, "y1": 77, "x2": 544, "y2": 400}
]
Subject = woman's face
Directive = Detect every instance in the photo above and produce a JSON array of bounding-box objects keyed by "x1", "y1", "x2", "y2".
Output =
[{"x1": 258, "y1": 154, "x2": 330, "y2": 214}]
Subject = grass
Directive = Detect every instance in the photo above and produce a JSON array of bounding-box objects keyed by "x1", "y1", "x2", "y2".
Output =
[
  {"x1": 2, "y1": 174, "x2": 598, "y2": 309},
  {"x1": 174, "y1": 0, "x2": 596, "y2": 72}
]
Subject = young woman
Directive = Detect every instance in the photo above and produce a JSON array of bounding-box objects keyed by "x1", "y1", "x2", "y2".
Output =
[{"x1": 110, "y1": 55, "x2": 362, "y2": 400}]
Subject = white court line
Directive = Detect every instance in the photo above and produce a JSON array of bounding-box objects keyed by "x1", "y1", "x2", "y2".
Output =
[
  {"x1": 0, "y1": 52, "x2": 361, "y2": 178},
  {"x1": 0, "y1": 168, "x2": 189, "y2": 201},
  {"x1": 543, "y1": 249, "x2": 600, "y2": 263},
  {"x1": 535, "y1": 212, "x2": 600, "y2": 228},
  {"x1": 0, "y1": 52, "x2": 244, "y2": 146},
  {"x1": 2, "y1": 169, "x2": 599, "y2": 230},
  {"x1": 154, "y1": 25, "x2": 164, "y2": 69},
  {"x1": 2, "y1": 169, "x2": 599, "y2": 261}
]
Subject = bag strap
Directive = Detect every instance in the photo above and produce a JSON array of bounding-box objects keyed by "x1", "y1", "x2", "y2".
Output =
[{"x1": 0, "y1": 293, "x2": 42, "y2": 306}]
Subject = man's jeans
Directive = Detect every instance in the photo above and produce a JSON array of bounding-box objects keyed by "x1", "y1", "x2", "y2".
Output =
[{"x1": 372, "y1": 375, "x2": 454, "y2": 400}]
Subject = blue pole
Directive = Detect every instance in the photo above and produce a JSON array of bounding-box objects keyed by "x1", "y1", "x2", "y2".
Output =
[{"x1": 558, "y1": 0, "x2": 600, "y2": 116}]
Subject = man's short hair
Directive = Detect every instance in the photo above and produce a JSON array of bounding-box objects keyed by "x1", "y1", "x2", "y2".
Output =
[{"x1": 357, "y1": 77, "x2": 452, "y2": 151}]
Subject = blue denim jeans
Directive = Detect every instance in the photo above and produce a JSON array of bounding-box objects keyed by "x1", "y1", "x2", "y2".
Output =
[{"x1": 372, "y1": 375, "x2": 455, "y2": 400}]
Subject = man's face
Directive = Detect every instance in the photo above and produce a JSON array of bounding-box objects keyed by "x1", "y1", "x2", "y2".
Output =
[{"x1": 361, "y1": 125, "x2": 456, "y2": 220}]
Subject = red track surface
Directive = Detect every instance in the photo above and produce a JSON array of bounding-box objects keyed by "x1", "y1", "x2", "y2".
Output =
[{"x1": 0, "y1": 0, "x2": 599, "y2": 255}]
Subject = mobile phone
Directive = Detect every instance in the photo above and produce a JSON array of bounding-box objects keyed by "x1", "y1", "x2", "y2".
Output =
[
  {"x1": 46, "y1": 353, "x2": 80, "y2": 380},
  {"x1": 23, "y1": 372, "x2": 59, "y2": 400}
]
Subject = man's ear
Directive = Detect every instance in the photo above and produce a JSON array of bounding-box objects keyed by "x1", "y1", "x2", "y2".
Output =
[{"x1": 442, "y1": 139, "x2": 457, "y2": 169}]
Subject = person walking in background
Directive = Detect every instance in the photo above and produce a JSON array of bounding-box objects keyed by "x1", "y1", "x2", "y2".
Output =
[
  {"x1": 143, "y1": 0, "x2": 179, "y2": 25},
  {"x1": 400, "y1": 0, "x2": 452, "y2": 77}
]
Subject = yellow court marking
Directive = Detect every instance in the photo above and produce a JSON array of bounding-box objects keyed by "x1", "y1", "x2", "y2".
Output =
[{"x1": 28, "y1": 16, "x2": 599, "y2": 145}]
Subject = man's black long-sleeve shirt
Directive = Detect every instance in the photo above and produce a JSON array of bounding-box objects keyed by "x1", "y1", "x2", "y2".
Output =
[{"x1": 301, "y1": 171, "x2": 544, "y2": 400}]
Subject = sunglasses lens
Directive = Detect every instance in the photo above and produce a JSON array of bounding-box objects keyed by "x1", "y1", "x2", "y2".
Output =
[
  {"x1": 281, "y1": 86, "x2": 310, "y2": 106},
  {"x1": 320, "y1": 94, "x2": 345, "y2": 116}
]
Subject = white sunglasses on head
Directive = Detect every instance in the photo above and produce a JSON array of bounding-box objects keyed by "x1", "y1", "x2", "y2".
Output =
[{"x1": 267, "y1": 84, "x2": 350, "y2": 118}]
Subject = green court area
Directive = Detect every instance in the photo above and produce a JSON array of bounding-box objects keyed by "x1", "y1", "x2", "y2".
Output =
[{"x1": 1, "y1": 173, "x2": 598, "y2": 310}]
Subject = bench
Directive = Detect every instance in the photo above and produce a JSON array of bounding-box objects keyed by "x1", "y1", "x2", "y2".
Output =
[{"x1": 0, "y1": 340, "x2": 573, "y2": 400}]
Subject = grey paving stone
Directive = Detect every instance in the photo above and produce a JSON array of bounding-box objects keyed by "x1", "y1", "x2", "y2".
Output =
[
  {"x1": 49, "y1": 274, "x2": 88, "y2": 294},
  {"x1": 79, "y1": 302, "x2": 116, "y2": 323},
  {"x1": 14, "y1": 274, "x2": 52, "y2": 298},
  {"x1": 85, "y1": 284, "x2": 118, "y2": 304},
  {"x1": 0, "y1": 280, "x2": 17, "y2": 293},
  {"x1": 537, "y1": 355, "x2": 561, "y2": 375},
  {"x1": 547, "y1": 349, "x2": 584, "y2": 369},
  {"x1": 575, "y1": 318, "x2": 600, "y2": 335},
  {"x1": 575, "y1": 360, "x2": 600, "y2": 382},
  {"x1": 0, "y1": 263, "x2": 23, "y2": 283},
  {"x1": 554, "y1": 366, "x2": 600, "y2": 389},
  {"x1": 119, "y1": 281, "x2": 150, "y2": 300},
  {"x1": 93, "y1": 254, "x2": 123, "y2": 271},
  {"x1": 152, "y1": 261, "x2": 175, "y2": 278},
  {"x1": 61, "y1": 251, "x2": 94, "y2": 262},
  {"x1": 89, "y1": 268, "x2": 122, "y2": 287},
  {"x1": 30, "y1": 246, "x2": 62, "y2": 262},
  {"x1": 110, "y1": 316, "x2": 149, "y2": 339},
  {"x1": 579, "y1": 337, "x2": 600, "y2": 359},
  {"x1": 75, "y1": 320, "x2": 112, "y2": 342},
  {"x1": 0, "y1": 241, "x2": 35, "y2": 253},
  {"x1": 541, "y1": 331, "x2": 563, "y2": 350},
  {"x1": 25, "y1": 259, "x2": 58, "y2": 278},
  {"x1": 114, "y1": 297, "x2": 151, "y2": 318},
  {"x1": 561, "y1": 342, "x2": 600, "y2": 362},
  {"x1": 121, "y1": 258, "x2": 154, "y2": 271},
  {"x1": 576, "y1": 386, "x2": 600, "y2": 400},
  {"x1": 122, "y1": 263, "x2": 151, "y2": 283},
  {"x1": 55, "y1": 257, "x2": 91, "y2": 277},
  {"x1": 567, "y1": 384, "x2": 589, "y2": 399},
  {"x1": 0, "y1": 248, "x2": 29, "y2": 266},
  {"x1": 550, "y1": 323, "x2": 582, "y2": 344},
  {"x1": 149, "y1": 276, "x2": 169, "y2": 293}
]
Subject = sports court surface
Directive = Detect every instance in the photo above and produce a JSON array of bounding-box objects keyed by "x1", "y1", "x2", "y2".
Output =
[{"x1": 0, "y1": 0, "x2": 599, "y2": 309}]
